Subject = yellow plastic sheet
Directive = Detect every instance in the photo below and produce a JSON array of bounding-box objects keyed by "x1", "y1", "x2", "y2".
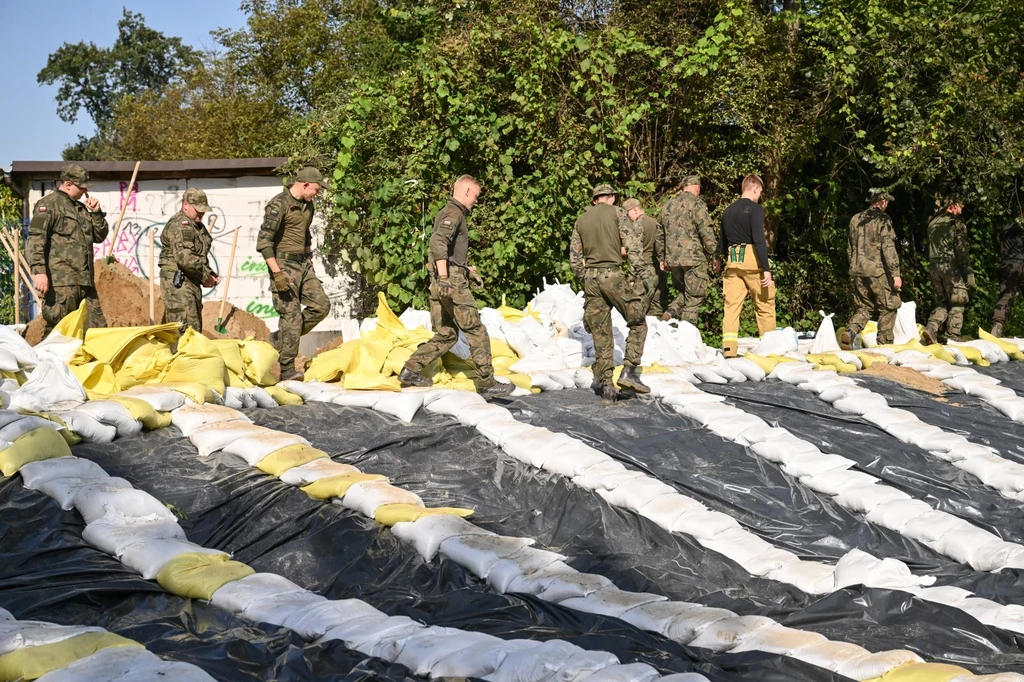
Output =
[
  {"x1": 239, "y1": 338, "x2": 279, "y2": 386},
  {"x1": 301, "y1": 472, "x2": 387, "y2": 500},
  {"x1": 864, "y1": 662, "x2": 972, "y2": 682},
  {"x1": 158, "y1": 329, "x2": 227, "y2": 395},
  {"x1": 265, "y1": 385, "x2": 303, "y2": 406},
  {"x1": 156, "y1": 552, "x2": 254, "y2": 601},
  {"x1": 109, "y1": 396, "x2": 164, "y2": 430},
  {"x1": 54, "y1": 301, "x2": 87, "y2": 341},
  {"x1": 0, "y1": 631, "x2": 142, "y2": 681},
  {"x1": 374, "y1": 504, "x2": 474, "y2": 526},
  {"x1": 382, "y1": 346, "x2": 414, "y2": 377},
  {"x1": 115, "y1": 340, "x2": 174, "y2": 389},
  {"x1": 0, "y1": 428, "x2": 73, "y2": 477},
  {"x1": 71, "y1": 361, "x2": 119, "y2": 396},
  {"x1": 979, "y1": 328, "x2": 1024, "y2": 361},
  {"x1": 212, "y1": 339, "x2": 246, "y2": 376},
  {"x1": 256, "y1": 444, "x2": 329, "y2": 477},
  {"x1": 82, "y1": 324, "x2": 179, "y2": 368}
]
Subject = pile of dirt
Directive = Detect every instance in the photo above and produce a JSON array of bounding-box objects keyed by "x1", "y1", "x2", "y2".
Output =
[
  {"x1": 313, "y1": 336, "x2": 345, "y2": 357},
  {"x1": 861, "y1": 362, "x2": 949, "y2": 396},
  {"x1": 24, "y1": 318, "x2": 45, "y2": 346},
  {"x1": 201, "y1": 301, "x2": 271, "y2": 343},
  {"x1": 95, "y1": 259, "x2": 165, "y2": 328}
]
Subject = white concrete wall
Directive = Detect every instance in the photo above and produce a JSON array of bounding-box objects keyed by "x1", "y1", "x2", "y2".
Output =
[{"x1": 27, "y1": 176, "x2": 357, "y2": 331}]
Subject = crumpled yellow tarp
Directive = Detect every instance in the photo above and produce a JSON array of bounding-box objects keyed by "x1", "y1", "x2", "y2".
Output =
[
  {"x1": 81, "y1": 324, "x2": 179, "y2": 368},
  {"x1": 156, "y1": 328, "x2": 227, "y2": 395},
  {"x1": 71, "y1": 361, "x2": 120, "y2": 396}
]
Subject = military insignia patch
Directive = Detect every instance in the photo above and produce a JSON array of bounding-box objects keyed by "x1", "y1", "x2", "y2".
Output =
[
  {"x1": 38, "y1": 207, "x2": 46, "y2": 212},
  {"x1": 182, "y1": 220, "x2": 190, "y2": 225},
  {"x1": 442, "y1": 220, "x2": 452, "y2": 226}
]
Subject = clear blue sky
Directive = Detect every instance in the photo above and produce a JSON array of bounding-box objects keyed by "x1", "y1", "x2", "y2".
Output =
[{"x1": 0, "y1": 1, "x2": 247, "y2": 165}]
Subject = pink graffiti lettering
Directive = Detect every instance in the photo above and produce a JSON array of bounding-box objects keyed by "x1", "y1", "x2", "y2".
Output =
[{"x1": 119, "y1": 181, "x2": 139, "y2": 212}]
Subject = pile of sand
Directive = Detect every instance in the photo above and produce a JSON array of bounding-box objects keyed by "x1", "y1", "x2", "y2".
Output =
[
  {"x1": 861, "y1": 363, "x2": 949, "y2": 396},
  {"x1": 201, "y1": 301, "x2": 271, "y2": 343}
]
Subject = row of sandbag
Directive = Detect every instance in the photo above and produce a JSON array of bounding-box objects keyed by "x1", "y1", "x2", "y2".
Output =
[
  {"x1": 0, "y1": 607, "x2": 214, "y2": 682},
  {"x1": 10, "y1": 409, "x2": 696, "y2": 682},
  {"x1": 285, "y1": 381, "x2": 1007, "y2": 681}
]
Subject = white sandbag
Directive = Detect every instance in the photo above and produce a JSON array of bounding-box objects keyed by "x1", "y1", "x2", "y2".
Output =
[
  {"x1": 393, "y1": 627, "x2": 497, "y2": 677},
  {"x1": 964, "y1": 540, "x2": 1024, "y2": 572},
  {"x1": 689, "y1": 365, "x2": 728, "y2": 384},
  {"x1": 73, "y1": 486, "x2": 177, "y2": 525},
  {"x1": 904, "y1": 512, "x2": 987, "y2": 550},
  {"x1": 765, "y1": 561, "x2": 838, "y2": 595},
  {"x1": 704, "y1": 414, "x2": 770, "y2": 441},
  {"x1": 638, "y1": 494, "x2": 705, "y2": 529},
  {"x1": 189, "y1": 422, "x2": 276, "y2": 458},
  {"x1": 9, "y1": 351, "x2": 86, "y2": 411},
  {"x1": 0, "y1": 325, "x2": 38, "y2": 369},
  {"x1": 534, "y1": 569, "x2": 616, "y2": 603},
  {"x1": 430, "y1": 639, "x2": 535, "y2": 679},
  {"x1": 959, "y1": 452, "x2": 1018, "y2": 487},
  {"x1": 476, "y1": 419, "x2": 538, "y2": 447},
  {"x1": 817, "y1": 384, "x2": 871, "y2": 404},
  {"x1": 82, "y1": 518, "x2": 186, "y2": 557},
  {"x1": 728, "y1": 624, "x2": 827, "y2": 656},
  {"x1": 884, "y1": 420, "x2": 946, "y2": 448},
  {"x1": 734, "y1": 425, "x2": 790, "y2": 447},
  {"x1": 671, "y1": 508, "x2": 741, "y2": 540},
  {"x1": 373, "y1": 392, "x2": 424, "y2": 423},
  {"x1": 425, "y1": 391, "x2": 487, "y2": 417},
  {"x1": 940, "y1": 442, "x2": 996, "y2": 463},
  {"x1": 799, "y1": 469, "x2": 879, "y2": 496},
  {"x1": 782, "y1": 452, "x2": 855, "y2": 478},
  {"x1": 596, "y1": 476, "x2": 677, "y2": 512},
  {"x1": 922, "y1": 364, "x2": 975, "y2": 380},
  {"x1": 33, "y1": 647, "x2": 164, "y2": 682},
  {"x1": 741, "y1": 547, "x2": 802, "y2": 577},
  {"x1": 119, "y1": 386, "x2": 186, "y2": 412},
  {"x1": 528, "y1": 371, "x2": 565, "y2": 391},
  {"x1": 934, "y1": 527, "x2": 1007, "y2": 568},
  {"x1": 833, "y1": 483, "x2": 911, "y2": 512},
  {"x1": 726, "y1": 358, "x2": 766, "y2": 382},
  {"x1": 831, "y1": 549, "x2": 928, "y2": 590},
  {"x1": 687, "y1": 615, "x2": 775, "y2": 652},
  {"x1": 809, "y1": 312, "x2": 840, "y2": 354},
  {"x1": 964, "y1": 383, "x2": 1017, "y2": 402},
  {"x1": 246, "y1": 386, "x2": 278, "y2": 409},
  {"x1": 833, "y1": 393, "x2": 891, "y2": 416},
  {"x1": 560, "y1": 587, "x2": 666, "y2": 618},
  {"x1": 659, "y1": 675, "x2": 713, "y2": 682},
  {"x1": 957, "y1": 597, "x2": 1007, "y2": 626},
  {"x1": 437, "y1": 534, "x2": 535, "y2": 577},
  {"x1": 19, "y1": 457, "x2": 105, "y2": 490},
  {"x1": 791, "y1": 640, "x2": 872, "y2": 673},
  {"x1": 984, "y1": 605, "x2": 1024, "y2": 634},
  {"x1": 52, "y1": 410, "x2": 118, "y2": 443},
  {"x1": 242, "y1": 589, "x2": 327, "y2": 626},
  {"x1": 222, "y1": 387, "x2": 248, "y2": 409},
  {"x1": 535, "y1": 442, "x2": 609, "y2": 479},
  {"x1": 502, "y1": 429, "x2": 576, "y2": 469},
  {"x1": 74, "y1": 401, "x2": 142, "y2": 437},
  {"x1": 341, "y1": 480, "x2": 423, "y2": 518},
  {"x1": 170, "y1": 404, "x2": 249, "y2": 436},
  {"x1": 680, "y1": 401, "x2": 741, "y2": 426},
  {"x1": 0, "y1": 411, "x2": 28, "y2": 430},
  {"x1": 836, "y1": 650, "x2": 924, "y2": 681},
  {"x1": 750, "y1": 436, "x2": 822, "y2": 464},
  {"x1": 992, "y1": 397, "x2": 1024, "y2": 421},
  {"x1": 578, "y1": 469, "x2": 647, "y2": 493},
  {"x1": 860, "y1": 407, "x2": 919, "y2": 430},
  {"x1": 456, "y1": 403, "x2": 515, "y2": 428},
  {"x1": 660, "y1": 392, "x2": 726, "y2": 410},
  {"x1": 768, "y1": 361, "x2": 814, "y2": 383},
  {"x1": 221, "y1": 428, "x2": 307, "y2": 464},
  {"x1": 281, "y1": 599, "x2": 385, "y2": 640},
  {"x1": 701, "y1": 528, "x2": 777, "y2": 568},
  {"x1": 957, "y1": 339, "x2": 1009, "y2": 364},
  {"x1": 0, "y1": 416, "x2": 60, "y2": 443},
  {"x1": 346, "y1": 617, "x2": 425, "y2": 658},
  {"x1": 944, "y1": 373, "x2": 1000, "y2": 393},
  {"x1": 279, "y1": 458, "x2": 358, "y2": 486},
  {"x1": 865, "y1": 499, "x2": 934, "y2": 532},
  {"x1": 486, "y1": 639, "x2": 587, "y2": 682},
  {"x1": 754, "y1": 328, "x2": 798, "y2": 356},
  {"x1": 392, "y1": 514, "x2": 494, "y2": 561},
  {"x1": 571, "y1": 460, "x2": 629, "y2": 489},
  {"x1": 0, "y1": 621, "x2": 106, "y2": 655},
  {"x1": 486, "y1": 547, "x2": 568, "y2": 593},
  {"x1": 619, "y1": 601, "x2": 731, "y2": 643},
  {"x1": 332, "y1": 390, "x2": 387, "y2": 409},
  {"x1": 909, "y1": 585, "x2": 973, "y2": 607},
  {"x1": 40, "y1": 476, "x2": 131, "y2": 510},
  {"x1": 120, "y1": 538, "x2": 224, "y2": 579},
  {"x1": 576, "y1": 663, "x2": 659, "y2": 682},
  {"x1": 277, "y1": 381, "x2": 329, "y2": 402},
  {"x1": 210, "y1": 572, "x2": 305, "y2": 613},
  {"x1": 798, "y1": 374, "x2": 856, "y2": 395}
]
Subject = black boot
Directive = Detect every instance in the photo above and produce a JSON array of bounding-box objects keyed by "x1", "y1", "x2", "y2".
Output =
[
  {"x1": 921, "y1": 327, "x2": 938, "y2": 345},
  {"x1": 398, "y1": 367, "x2": 432, "y2": 388},
  {"x1": 839, "y1": 329, "x2": 853, "y2": 351},
  {"x1": 601, "y1": 384, "x2": 617, "y2": 406},
  {"x1": 479, "y1": 381, "x2": 515, "y2": 400},
  {"x1": 278, "y1": 363, "x2": 303, "y2": 382},
  {"x1": 617, "y1": 366, "x2": 651, "y2": 394}
]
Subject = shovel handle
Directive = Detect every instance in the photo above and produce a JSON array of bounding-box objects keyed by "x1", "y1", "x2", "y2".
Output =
[{"x1": 216, "y1": 226, "x2": 241, "y2": 327}]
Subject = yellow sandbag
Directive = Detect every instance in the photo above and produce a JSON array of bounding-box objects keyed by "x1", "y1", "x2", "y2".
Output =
[
  {"x1": 115, "y1": 340, "x2": 174, "y2": 389},
  {"x1": 265, "y1": 385, "x2": 303, "y2": 405},
  {"x1": 213, "y1": 339, "x2": 246, "y2": 376},
  {"x1": 495, "y1": 295, "x2": 540, "y2": 323},
  {"x1": 442, "y1": 353, "x2": 476, "y2": 375},
  {"x1": 949, "y1": 343, "x2": 989, "y2": 366},
  {"x1": 304, "y1": 338, "x2": 392, "y2": 383},
  {"x1": 742, "y1": 354, "x2": 780, "y2": 374},
  {"x1": 301, "y1": 472, "x2": 388, "y2": 500},
  {"x1": 109, "y1": 396, "x2": 163, "y2": 431},
  {"x1": 491, "y1": 338, "x2": 518, "y2": 359},
  {"x1": 70, "y1": 361, "x2": 119, "y2": 397},
  {"x1": 24, "y1": 413, "x2": 81, "y2": 446},
  {"x1": 343, "y1": 371, "x2": 402, "y2": 392},
  {"x1": 227, "y1": 369, "x2": 254, "y2": 388},
  {"x1": 82, "y1": 324, "x2": 179, "y2": 368},
  {"x1": 0, "y1": 427, "x2": 73, "y2": 477},
  {"x1": 852, "y1": 351, "x2": 888, "y2": 369},
  {"x1": 980, "y1": 328, "x2": 1024, "y2": 361},
  {"x1": 921, "y1": 343, "x2": 957, "y2": 365},
  {"x1": 156, "y1": 552, "x2": 254, "y2": 601},
  {"x1": 645, "y1": 363, "x2": 672, "y2": 374},
  {"x1": 382, "y1": 346, "x2": 413, "y2": 376},
  {"x1": 151, "y1": 412, "x2": 172, "y2": 429},
  {"x1": 807, "y1": 353, "x2": 856, "y2": 373},
  {"x1": 0, "y1": 631, "x2": 142, "y2": 681},
  {"x1": 239, "y1": 338, "x2": 279, "y2": 386},
  {"x1": 158, "y1": 381, "x2": 216, "y2": 404},
  {"x1": 158, "y1": 328, "x2": 227, "y2": 395},
  {"x1": 257, "y1": 444, "x2": 329, "y2": 477},
  {"x1": 363, "y1": 293, "x2": 434, "y2": 350},
  {"x1": 506, "y1": 373, "x2": 532, "y2": 390},
  {"x1": 0, "y1": 370, "x2": 26, "y2": 386},
  {"x1": 374, "y1": 504, "x2": 475, "y2": 526},
  {"x1": 493, "y1": 356, "x2": 518, "y2": 372},
  {"x1": 864, "y1": 662, "x2": 972, "y2": 682}
]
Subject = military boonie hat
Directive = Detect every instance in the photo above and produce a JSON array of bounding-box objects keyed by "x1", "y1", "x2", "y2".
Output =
[
  {"x1": 591, "y1": 184, "x2": 616, "y2": 199},
  {"x1": 294, "y1": 166, "x2": 331, "y2": 190},
  {"x1": 60, "y1": 163, "x2": 91, "y2": 188},
  {"x1": 183, "y1": 187, "x2": 211, "y2": 212},
  {"x1": 868, "y1": 188, "x2": 895, "y2": 203},
  {"x1": 682, "y1": 175, "x2": 701, "y2": 187},
  {"x1": 621, "y1": 198, "x2": 641, "y2": 211}
]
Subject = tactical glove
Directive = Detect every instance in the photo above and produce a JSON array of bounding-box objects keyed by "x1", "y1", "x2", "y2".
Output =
[
  {"x1": 272, "y1": 270, "x2": 294, "y2": 293},
  {"x1": 967, "y1": 273, "x2": 977, "y2": 290},
  {"x1": 469, "y1": 269, "x2": 484, "y2": 289},
  {"x1": 431, "y1": 278, "x2": 453, "y2": 297}
]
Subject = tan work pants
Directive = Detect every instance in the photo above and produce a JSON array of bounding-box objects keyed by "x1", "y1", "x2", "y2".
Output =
[{"x1": 722, "y1": 244, "x2": 776, "y2": 357}]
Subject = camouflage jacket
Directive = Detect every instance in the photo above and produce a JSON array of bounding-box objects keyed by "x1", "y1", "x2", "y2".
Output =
[
  {"x1": 1001, "y1": 218, "x2": 1024, "y2": 265},
  {"x1": 848, "y1": 207, "x2": 900, "y2": 279},
  {"x1": 928, "y1": 213, "x2": 972, "y2": 274},
  {"x1": 159, "y1": 210, "x2": 214, "y2": 285},
  {"x1": 256, "y1": 190, "x2": 314, "y2": 260},
  {"x1": 27, "y1": 189, "x2": 109, "y2": 287},
  {"x1": 429, "y1": 198, "x2": 471, "y2": 269},
  {"x1": 569, "y1": 204, "x2": 643, "y2": 280},
  {"x1": 658, "y1": 190, "x2": 716, "y2": 267},
  {"x1": 635, "y1": 214, "x2": 661, "y2": 274}
]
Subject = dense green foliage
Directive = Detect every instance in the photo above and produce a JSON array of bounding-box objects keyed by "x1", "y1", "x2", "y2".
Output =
[
  {"x1": 41, "y1": 0, "x2": 1024, "y2": 336},
  {"x1": 0, "y1": 186, "x2": 20, "y2": 325}
]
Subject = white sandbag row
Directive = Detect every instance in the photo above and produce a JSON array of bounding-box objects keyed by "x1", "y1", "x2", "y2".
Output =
[{"x1": 0, "y1": 607, "x2": 216, "y2": 682}]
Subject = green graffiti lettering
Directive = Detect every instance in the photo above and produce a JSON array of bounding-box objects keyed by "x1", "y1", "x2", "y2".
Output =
[
  {"x1": 246, "y1": 300, "x2": 279, "y2": 319},
  {"x1": 240, "y1": 256, "x2": 268, "y2": 274}
]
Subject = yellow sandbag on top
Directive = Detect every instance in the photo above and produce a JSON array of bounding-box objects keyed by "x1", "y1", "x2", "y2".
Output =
[
  {"x1": 54, "y1": 301, "x2": 87, "y2": 341},
  {"x1": 343, "y1": 371, "x2": 401, "y2": 392},
  {"x1": 71, "y1": 361, "x2": 119, "y2": 397},
  {"x1": 305, "y1": 339, "x2": 392, "y2": 383},
  {"x1": 0, "y1": 427, "x2": 73, "y2": 477},
  {"x1": 495, "y1": 295, "x2": 540, "y2": 323},
  {"x1": 115, "y1": 340, "x2": 174, "y2": 389},
  {"x1": 239, "y1": 338, "x2": 279, "y2": 386},
  {"x1": 109, "y1": 396, "x2": 164, "y2": 431},
  {"x1": 363, "y1": 293, "x2": 434, "y2": 350},
  {"x1": 740, "y1": 354, "x2": 778, "y2": 374},
  {"x1": 158, "y1": 329, "x2": 227, "y2": 395},
  {"x1": 302, "y1": 472, "x2": 388, "y2": 500},
  {"x1": 864, "y1": 662, "x2": 972, "y2": 682},
  {"x1": 257, "y1": 444, "x2": 329, "y2": 477},
  {"x1": 158, "y1": 381, "x2": 216, "y2": 404},
  {"x1": 227, "y1": 370, "x2": 254, "y2": 388},
  {"x1": 82, "y1": 324, "x2": 180, "y2": 368},
  {"x1": 807, "y1": 353, "x2": 858, "y2": 373},
  {"x1": 504, "y1": 373, "x2": 532, "y2": 390},
  {"x1": 853, "y1": 351, "x2": 889, "y2": 369},
  {"x1": 921, "y1": 343, "x2": 957, "y2": 365},
  {"x1": 213, "y1": 339, "x2": 246, "y2": 376},
  {"x1": 265, "y1": 385, "x2": 303, "y2": 406},
  {"x1": 980, "y1": 328, "x2": 1024, "y2": 361},
  {"x1": 374, "y1": 504, "x2": 474, "y2": 526},
  {"x1": 491, "y1": 338, "x2": 518, "y2": 359},
  {"x1": 493, "y1": 356, "x2": 518, "y2": 372},
  {"x1": 0, "y1": 631, "x2": 143, "y2": 681},
  {"x1": 442, "y1": 353, "x2": 476, "y2": 375},
  {"x1": 156, "y1": 552, "x2": 254, "y2": 601},
  {"x1": 949, "y1": 343, "x2": 989, "y2": 366}
]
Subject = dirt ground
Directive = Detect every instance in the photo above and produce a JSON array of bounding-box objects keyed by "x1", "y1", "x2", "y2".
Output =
[{"x1": 861, "y1": 362, "x2": 949, "y2": 396}]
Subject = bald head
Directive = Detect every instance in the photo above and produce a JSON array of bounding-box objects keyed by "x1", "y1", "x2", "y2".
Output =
[{"x1": 453, "y1": 175, "x2": 481, "y2": 211}]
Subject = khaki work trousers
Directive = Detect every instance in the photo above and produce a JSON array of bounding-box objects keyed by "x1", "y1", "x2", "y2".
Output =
[{"x1": 722, "y1": 244, "x2": 776, "y2": 357}]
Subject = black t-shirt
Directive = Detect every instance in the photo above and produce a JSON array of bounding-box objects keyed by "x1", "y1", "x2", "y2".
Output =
[{"x1": 719, "y1": 197, "x2": 770, "y2": 272}]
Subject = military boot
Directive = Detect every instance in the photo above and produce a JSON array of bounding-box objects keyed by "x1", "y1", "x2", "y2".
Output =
[
  {"x1": 601, "y1": 384, "x2": 618, "y2": 406},
  {"x1": 660, "y1": 311, "x2": 673, "y2": 322},
  {"x1": 991, "y1": 322, "x2": 1004, "y2": 338},
  {"x1": 839, "y1": 329, "x2": 853, "y2": 351},
  {"x1": 479, "y1": 381, "x2": 515, "y2": 401},
  {"x1": 278, "y1": 363, "x2": 303, "y2": 382},
  {"x1": 921, "y1": 327, "x2": 938, "y2": 346},
  {"x1": 398, "y1": 367, "x2": 432, "y2": 388},
  {"x1": 617, "y1": 366, "x2": 651, "y2": 394}
]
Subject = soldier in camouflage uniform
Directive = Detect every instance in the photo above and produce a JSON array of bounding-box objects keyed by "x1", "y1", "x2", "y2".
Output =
[
  {"x1": 923, "y1": 198, "x2": 974, "y2": 344},
  {"x1": 256, "y1": 167, "x2": 331, "y2": 381},
  {"x1": 27, "y1": 163, "x2": 109, "y2": 336},
  {"x1": 991, "y1": 212, "x2": 1024, "y2": 338},
  {"x1": 400, "y1": 176, "x2": 514, "y2": 399},
  {"x1": 159, "y1": 188, "x2": 220, "y2": 333},
  {"x1": 841, "y1": 189, "x2": 902, "y2": 348},
  {"x1": 570, "y1": 184, "x2": 649, "y2": 405},
  {"x1": 657, "y1": 175, "x2": 718, "y2": 324},
  {"x1": 621, "y1": 198, "x2": 663, "y2": 315}
]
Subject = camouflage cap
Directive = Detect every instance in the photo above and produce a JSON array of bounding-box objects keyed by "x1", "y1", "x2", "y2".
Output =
[
  {"x1": 682, "y1": 175, "x2": 701, "y2": 187},
  {"x1": 620, "y1": 198, "x2": 641, "y2": 211},
  {"x1": 868, "y1": 188, "x2": 895, "y2": 203},
  {"x1": 183, "y1": 187, "x2": 211, "y2": 212},
  {"x1": 60, "y1": 163, "x2": 91, "y2": 188},
  {"x1": 591, "y1": 183, "x2": 617, "y2": 199},
  {"x1": 294, "y1": 166, "x2": 331, "y2": 190}
]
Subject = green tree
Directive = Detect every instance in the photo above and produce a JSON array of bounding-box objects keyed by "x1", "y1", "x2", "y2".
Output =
[{"x1": 0, "y1": 184, "x2": 20, "y2": 325}]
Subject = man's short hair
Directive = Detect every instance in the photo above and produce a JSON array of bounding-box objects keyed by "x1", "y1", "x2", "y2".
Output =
[
  {"x1": 455, "y1": 175, "x2": 480, "y2": 190},
  {"x1": 742, "y1": 174, "x2": 764, "y2": 193}
]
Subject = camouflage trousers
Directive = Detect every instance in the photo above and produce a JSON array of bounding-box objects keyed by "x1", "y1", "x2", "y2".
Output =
[
  {"x1": 405, "y1": 270, "x2": 495, "y2": 386},
  {"x1": 645, "y1": 266, "x2": 669, "y2": 316},
  {"x1": 666, "y1": 263, "x2": 709, "y2": 324},
  {"x1": 160, "y1": 269, "x2": 203, "y2": 333},
  {"x1": 633, "y1": 265, "x2": 662, "y2": 317},
  {"x1": 583, "y1": 267, "x2": 648, "y2": 386},
  {"x1": 993, "y1": 261, "x2": 1024, "y2": 326},
  {"x1": 41, "y1": 284, "x2": 106, "y2": 338},
  {"x1": 848, "y1": 275, "x2": 901, "y2": 345},
  {"x1": 927, "y1": 263, "x2": 968, "y2": 339},
  {"x1": 271, "y1": 258, "x2": 330, "y2": 368}
]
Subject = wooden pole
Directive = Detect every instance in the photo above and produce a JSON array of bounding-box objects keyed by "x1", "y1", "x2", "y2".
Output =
[
  {"x1": 0, "y1": 230, "x2": 41, "y2": 308},
  {"x1": 148, "y1": 229, "x2": 156, "y2": 325},
  {"x1": 105, "y1": 161, "x2": 142, "y2": 261},
  {"x1": 215, "y1": 225, "x2": 240, "y2": 334},
  {"x1": 12, "y1": 229, "x2": 19, "y2": 325}
]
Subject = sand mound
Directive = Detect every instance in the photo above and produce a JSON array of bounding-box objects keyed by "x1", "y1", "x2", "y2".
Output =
[
  {"x1": 201, "y1": 301, "x2": 271, "y2": 342},
  {"x1": 861, "y1": 362, "x2": 949, "y2": 396},
  {"x1": 25, "y1": 318, "x2": 45, "y2": 346},
  {"x1": 95, "y1": 259, "x2": 165, "y2": 328},
  {"x1": 313, "y1": 336, "x2": 345, "y2": 357}
]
